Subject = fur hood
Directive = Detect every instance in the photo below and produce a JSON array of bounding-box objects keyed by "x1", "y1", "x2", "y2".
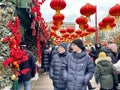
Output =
[{"x1": 95, "y1": 57, "x2": 112, "y2": 64}]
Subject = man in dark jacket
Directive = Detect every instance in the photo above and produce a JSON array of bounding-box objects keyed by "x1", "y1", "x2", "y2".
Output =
[
  {"x1": 62, "y1": 39, "x2": 95, "y2": 90},
  {"x1": 18, "y1": 41, "x2": 36, "y2": 90}
]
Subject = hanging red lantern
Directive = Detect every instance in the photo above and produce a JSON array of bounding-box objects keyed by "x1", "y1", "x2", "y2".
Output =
[
  {"x1": 50, "y1": 31, "x2": 56, "y2": 37},
  {"x1": 75, "y1": 30, "x2": 82, "y2": 34},
  {"x1": 53, "y1": 21, "x2": 63, "y2": 28},
  {"x1": 67, "y1": 28, "x2": 74, "y2": 33},
  {"x1": 98, "y1": 22, "x2": 106, "y2": 31},
  {"x1": 83, "y1": 24, "x2": 89, "y2": 30},
  {"x1": 60, "y1": 29, "x2": 67, "y2": 34},
  {"x1": 109, "y1": 4, "x2": 120, "y2": 22},
  {"x1": 53, "y1": 13, "x2": 65, "y2": 21},
  {"x1": 62, "y1": 33, "x2": 69, "y2": 41},
  {"x1": 50, "y1": 0, "x2": 66, "y2": 14},
  {"x1": 76, "y1": 16, "x2": 88, "y2": 30},
  {"x1": 80, "y1": 31, "x2": 89, "y2": 37},
  {"x1": 75, "y1": 29, "x2": 82, "y2": 37},
  {"x1": 71, "y1": 33, "x2": 77, "y2": 40},
  {"x1": 76, "y1": 16, "x2": 88, "y2": 25},
  {"x1": 62, "y1": 33, "x2": 69, "y2": 38},
  {"x1": 102, "y1": 16, "x2": 115, "y2": 30},
  {"x1": 86, "y1": 27, "x2": 96, "y2": 33},
  {"x1": 102, "y1": 16, "x2": 115, "y2": 25},
  {"x1": 51, "y1": 25, "x2": 58, "y2": 31},
  {"x1": 80, "y1": 3, "x2": 96, "y2": 19}
]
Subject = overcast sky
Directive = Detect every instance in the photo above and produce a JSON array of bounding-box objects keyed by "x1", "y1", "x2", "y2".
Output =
[{"x1": 41, "y1": 0, "x2": 120, "y2": 27}]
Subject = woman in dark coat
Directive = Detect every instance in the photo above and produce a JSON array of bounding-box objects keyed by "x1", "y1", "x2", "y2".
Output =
[
  {"x1": 49, "y1": 42, "x2": 68, "y2": 90},
  {"x1": 62, "y1": 39, "x2": 95, "y2": 90},
  {"x1": 41, "y1": 45, "x2": 50, "y2": 73}
]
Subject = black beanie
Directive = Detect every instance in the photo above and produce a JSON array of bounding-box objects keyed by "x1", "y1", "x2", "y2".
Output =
[{"x1": 72, "y1": 39, "x2": 84, "y2": 50}]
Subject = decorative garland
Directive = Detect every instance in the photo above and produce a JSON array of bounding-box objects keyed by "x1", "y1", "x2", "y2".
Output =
[
  {"x1": 30, "y1": 0, "x2": 50, "y2": 64},
  {"x1": 1, "y1": 17, "x2": 29, "y2": 80}
]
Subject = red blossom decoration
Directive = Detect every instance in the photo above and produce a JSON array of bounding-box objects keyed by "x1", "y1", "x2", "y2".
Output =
[{"x1": 2, "y1": 17, "x2": 28, "y2": 77}]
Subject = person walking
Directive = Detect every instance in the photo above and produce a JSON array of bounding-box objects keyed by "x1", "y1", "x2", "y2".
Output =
[
  {"x1": 41, "y1": 44, "x2": 50, "y2": 74},
  {"x1": 62, "y1": 39, "x2": 95, "y2": 90},
  {"x1": 95, "y1": 52, "x2": 118, "y2": 90},
  {"x1": 89, "y1": 42, "x2": 102, "y2": 65},
  {"x1": 49, "y1": 42, "x2": 68, "y2": 90},
  {"x1": 105, "y1": 43, "x2": 118, "y2": 64},
  {"x1": 18, "y1": 41, "x2": 36, "y2": 90}
]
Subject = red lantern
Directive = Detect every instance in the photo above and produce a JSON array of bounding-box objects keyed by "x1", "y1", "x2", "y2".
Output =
[
  {"x1": 76, "y1": 16, "x2": 88, "y2": 25},
  {"x1": 83, "y1": 24, "x2": 89, "y2": 30},
  {"x1": 67, "y1": 28, "x2": 74, "y2": 33},
  {"x1": 75, "y1": 30, "x2": 82, "y2": 34},
  {"x1": 102, "y1": 16, "x2": 115, "y2": 30},
  {"x1": 60, "y1": 29, "x2": 66, "y2": 34},
  {"x1": 62, "y1": 33, "x2": 69, "y2": 38},
  {"x1": 50, "y1": 0, "x2": 66, "y2": 14},
  {"x1": 53, "y1": 13, "x2": 65, "y2": 22},
  {"x1": 109, "y1": 4, "x2": 120, "y2": 22},
  {"x1": 80, "y1": 31, "x2": 89, "y2": 37},
  {"x1": 86, "y1": 27, "x2": 96, "y2": 32},
  {"x1": 50, "y1": 31, "x2": 56, "y2": 37},
  {"x1": 51, "y1": 25, "x2": 58, "y2": 31},
  {"x1": 76, "y1": 16, "x2": 88, "y2": 30},
  {"x1": 71, "y1": 33, "x2": 77, "y2": 39},
  {"x1": 98, "y1": 22, "x2": 106, "y2": 30},
  {"x1": 80, "y1": 3, "x2": 96, "y2": 19},
  {"x1": 75, "y1": 29, "x2": 82, "y2": 37},
  {"x1": 53, "y1": 21, "x2": 63, "y2": 28},
  {"x1": 102, "y1": 16, "x2": 115, "y2": 25}
]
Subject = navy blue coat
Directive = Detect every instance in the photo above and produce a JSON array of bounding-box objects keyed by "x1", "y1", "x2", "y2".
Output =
[
  {"x1": 49, "y1": 52, "x2": 67, "y2": 89},
  {"x1": 18, "y1": 50, "x2": 36, "y2": 82},
  {"x1": 62, "y1": 51, "x2": 95, "y2": 90}
]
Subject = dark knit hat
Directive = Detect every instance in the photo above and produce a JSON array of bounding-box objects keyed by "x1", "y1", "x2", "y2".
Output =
[
  {"x1": 72, "y1": 39, "x2": 84, "y2": 50},
  {"x1": 59, "y1": 42, "x2": 67, "y2": 50}
]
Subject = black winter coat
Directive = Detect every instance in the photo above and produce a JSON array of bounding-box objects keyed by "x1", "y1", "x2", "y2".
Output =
[
  {"x1": 18, "y1": 50, "x2": 36, "y2": 82},
  {"x1": 41, "y1": 48, "x2": 50, "y2": 69}
]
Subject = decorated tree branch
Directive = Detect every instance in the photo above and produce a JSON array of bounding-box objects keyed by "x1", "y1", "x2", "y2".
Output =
[
  {"x1": 1, "y1": 17, "x2": 29, "y2": 89},
  {"x1": 28, "y1": 0, "x2": 50, "y2": 64}
]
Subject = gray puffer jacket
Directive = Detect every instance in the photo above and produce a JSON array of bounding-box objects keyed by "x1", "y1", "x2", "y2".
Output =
[
  {"x1": 62, "y1": 51, "x2": 95, "y2": 90},
  {"x1": 49, "y1": 52, "x2": 67, "y2": 88}
]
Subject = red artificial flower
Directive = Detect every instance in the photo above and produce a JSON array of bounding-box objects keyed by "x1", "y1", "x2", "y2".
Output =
[{"x1": 2, "y1": 58, "x2": 13, "y2": 67}]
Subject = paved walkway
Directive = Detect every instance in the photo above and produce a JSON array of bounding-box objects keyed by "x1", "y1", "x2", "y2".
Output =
[
  {"x1": 31, "y1": 74, "x2": 53, "y2": 90},
  {"x1": 30, "y1": 73, "x2": 100, "y2": 90}
]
